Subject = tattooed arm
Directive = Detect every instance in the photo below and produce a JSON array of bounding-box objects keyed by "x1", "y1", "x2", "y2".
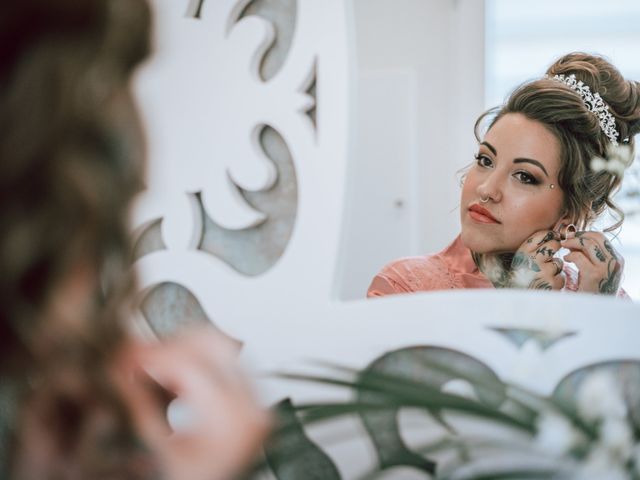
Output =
[
  {"x1": 561, "y1": 232, "x2": 624, "y2": 295},
  {"x1": 473, "y1": 230, "x2": 565, "y2": 291}
]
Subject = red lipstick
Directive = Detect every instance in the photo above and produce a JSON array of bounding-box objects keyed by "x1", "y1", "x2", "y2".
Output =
[{"x1": 468, "y1": 204, "x2": 500, "y2": 224}]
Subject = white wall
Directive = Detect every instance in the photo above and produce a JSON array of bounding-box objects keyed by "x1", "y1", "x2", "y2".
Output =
[{"x1": 338, "y1": 0, "x2": 486, "y2": 300}]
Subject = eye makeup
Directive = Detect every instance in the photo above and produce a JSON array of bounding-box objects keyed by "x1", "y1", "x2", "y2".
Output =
[{"x1": 473, "y1": 151, "x2": 543, "y2": 186}]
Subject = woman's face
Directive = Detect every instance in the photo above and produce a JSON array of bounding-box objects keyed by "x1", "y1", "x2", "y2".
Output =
[{"x1": 460, "y1": 113, "x2": 566, "y2": 254}]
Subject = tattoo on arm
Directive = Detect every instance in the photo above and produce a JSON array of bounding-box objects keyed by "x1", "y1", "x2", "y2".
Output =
[
  {"x1": 597, "y1": 240, "x2": 622, "y2": 295},
  {"x1": 598, "y1": 257, "x2": 622, "y2": 295},
  {"x1": 603, "y1": 240, "x2": 618, "y2": 260}
]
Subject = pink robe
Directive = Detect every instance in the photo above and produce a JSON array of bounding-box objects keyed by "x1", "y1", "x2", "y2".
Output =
[{"x1": 367, "y1": 235, "x2": 629, "y2": 298}]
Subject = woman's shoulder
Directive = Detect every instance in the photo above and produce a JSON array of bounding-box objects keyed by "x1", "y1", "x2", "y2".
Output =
[
  {"x1": 380, "y1": 255, "x2": 441, "y2": 272},
  {"x1": 367, "y1": 254, "x2": 454, "y2": 297}
]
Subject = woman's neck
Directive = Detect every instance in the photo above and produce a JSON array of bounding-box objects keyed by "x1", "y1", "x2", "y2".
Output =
[{"x1": 471, "y1": 251, "x2": 515, "y2": 288}]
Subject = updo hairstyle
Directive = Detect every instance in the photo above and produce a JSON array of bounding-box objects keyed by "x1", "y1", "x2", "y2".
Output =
[{"x1": 475, "y1": 52, "x2": 640, "y2": 231}]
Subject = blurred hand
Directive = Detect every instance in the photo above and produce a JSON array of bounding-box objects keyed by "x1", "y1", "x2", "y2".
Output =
[
  {"x1": 561, "y1": 231, "x2": 624, "y2": 295},
  {"x1": 111, "y1": 328, "x2": 271, "y2": 480}
]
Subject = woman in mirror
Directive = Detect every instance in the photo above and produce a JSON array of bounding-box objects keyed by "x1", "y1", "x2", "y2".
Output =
[
  {"x1": 368, "y1": 53, "x2": 639, "y2": 298},
  {"x1": 0, "y1": 1, "x2": 268, "y2": 478}
]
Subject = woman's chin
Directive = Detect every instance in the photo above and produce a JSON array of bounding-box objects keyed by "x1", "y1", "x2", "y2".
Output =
[
  {"x1": 460, "y1": 231, "x2": 489, "y2": 253},
  {"x1": 460, "y1": 231, "x2": 516, "y2": 255}
]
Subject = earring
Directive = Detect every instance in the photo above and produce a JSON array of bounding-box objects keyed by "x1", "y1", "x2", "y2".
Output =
[
  {"x1": 559, "y1": 223, "x2": 576, "y2": 241},
  {"x1": 480, "y1": 196, "x2": 489, "y2": 203},
  {"x1": 549, "y1": 184, "x2": 556, "y2": 189}
]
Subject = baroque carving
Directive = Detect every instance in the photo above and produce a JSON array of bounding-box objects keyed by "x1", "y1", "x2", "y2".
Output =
[{"x1": 133, "y1": 0, "x2": 317, "y2": 334}]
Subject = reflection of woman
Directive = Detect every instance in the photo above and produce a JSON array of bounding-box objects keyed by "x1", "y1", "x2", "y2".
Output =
[
  {"x1": 1, "y1": 1, "x2": 268, "y2": 478},
  {"x1": 369, "y1": 53, "x2": 639, "y2": 298}
]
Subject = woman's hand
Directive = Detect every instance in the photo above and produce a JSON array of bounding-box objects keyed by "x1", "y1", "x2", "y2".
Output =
[
  {"x1": 473, "y1": 229, "x2": 564, "y2": 290},
  {"x1": 111, "y1": 328, "x2": 271, "y2": 480},
  {"x1": 508, "y1": 230, "x2": 565, "y2": 290},
  {"x1": 561, "y1": 231, "x2": 624, "y2": 295}
]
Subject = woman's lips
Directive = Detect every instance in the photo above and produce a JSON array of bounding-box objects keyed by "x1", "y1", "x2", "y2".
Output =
[{"x1": 468, "y1": 204, "x2": 500, "y2": 224}]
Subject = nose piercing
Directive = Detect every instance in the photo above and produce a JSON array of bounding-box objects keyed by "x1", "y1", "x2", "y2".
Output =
[{"x1": 480, "y1": 196, "x2": 490, "y2": 203}]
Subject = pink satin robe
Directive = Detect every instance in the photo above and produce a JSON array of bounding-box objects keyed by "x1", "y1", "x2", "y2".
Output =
[{"x1": 367, "y1": 235, "x2": 628, "y2": 298}]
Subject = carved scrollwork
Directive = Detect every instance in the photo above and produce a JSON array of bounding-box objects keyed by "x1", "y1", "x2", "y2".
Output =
[{"x1": 133, "y1": 0, "x2": 318, "y2": 334}]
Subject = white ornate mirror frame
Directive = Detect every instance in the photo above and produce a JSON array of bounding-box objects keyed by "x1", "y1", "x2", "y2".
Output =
[{"x1": 131, "y1": 0, "x2": 640, "y2": 477}]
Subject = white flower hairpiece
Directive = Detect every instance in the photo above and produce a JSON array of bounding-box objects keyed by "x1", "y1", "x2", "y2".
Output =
[
  {"x1": 547, "y1": 73, "x2": 620, "y2": 146},
  {"x1": 590, "y1": 144, "x2": 634, "y2": 179}
]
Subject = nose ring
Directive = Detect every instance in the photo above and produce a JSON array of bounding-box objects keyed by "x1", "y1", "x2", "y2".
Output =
[{"x1": 480, "y1": 196, "x2": 490, "y2": 203}]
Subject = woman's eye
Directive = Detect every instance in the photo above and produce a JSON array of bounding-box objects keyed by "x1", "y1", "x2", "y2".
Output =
[
  {"x1": 474, "y1": 153, "x2": 492, "y2": 168},
  {"x1": 513, "y1": 171, "x2": 539, "y2": 185}
]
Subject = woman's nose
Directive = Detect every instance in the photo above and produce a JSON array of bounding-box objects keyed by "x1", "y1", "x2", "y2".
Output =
[{"x1": 476, "y1": 173, "x2": 503, "y2": 203}]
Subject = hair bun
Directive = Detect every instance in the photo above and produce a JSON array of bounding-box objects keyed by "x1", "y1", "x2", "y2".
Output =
[{"x1": 546, "y1": 52, "x2": 640, "y2": 141}]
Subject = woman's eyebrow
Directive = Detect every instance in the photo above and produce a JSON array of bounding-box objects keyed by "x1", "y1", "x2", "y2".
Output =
[
  {"x1": 480, "y1": 141, "x2": 497, "y2": 156},
  {"x1": 480, "y1": 141, "x2": 550, "y2": 178},
  {"x1": 513, "y1": 158, "x2": 549, "y2": 177}
]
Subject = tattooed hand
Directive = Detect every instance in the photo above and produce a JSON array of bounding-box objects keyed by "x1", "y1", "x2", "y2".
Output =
[
  {"x1": 507, "y1": 229, "x2": 565, "y2": 290},
  {"x1": 472, "y1": 230, "x2": 565, "y2": 290},
  {"x1": 561, "y1": 231, "x2": 624, "y2": 295}
]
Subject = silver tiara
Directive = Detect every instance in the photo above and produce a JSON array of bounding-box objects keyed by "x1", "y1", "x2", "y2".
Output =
[{"x1": 547, "y1": 73, "x2": 620, "y2": 146}]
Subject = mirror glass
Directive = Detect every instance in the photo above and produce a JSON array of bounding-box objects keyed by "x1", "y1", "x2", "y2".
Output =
[{"x1": 340, "y1": 0, "x2": 640, "y2": 300}]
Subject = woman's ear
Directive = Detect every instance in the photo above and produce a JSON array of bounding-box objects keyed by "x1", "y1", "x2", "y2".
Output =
[
  {"x1": 552, "y1": 214, "x2": 573, "y2": 233},
  {"x1": 553, "y1": 210, "x2": 580, "y2": 240}
]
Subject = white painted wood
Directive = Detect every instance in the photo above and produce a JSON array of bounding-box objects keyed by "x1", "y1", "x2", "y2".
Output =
[{"x1": 132, "y1": 0, "x2": 640, "y2": 475}]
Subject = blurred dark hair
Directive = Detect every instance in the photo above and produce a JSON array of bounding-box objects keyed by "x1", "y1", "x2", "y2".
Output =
[
  {"x1": 475, "y1": 52, "x2": 640, "y2": 231},
  {"x1": 0, "y1": 0, "x2": 153, "y2": 476}
]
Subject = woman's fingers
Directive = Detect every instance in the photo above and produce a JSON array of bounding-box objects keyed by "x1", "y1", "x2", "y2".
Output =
[
  {"x1": 110, "y1": 345, "x2": 173, "y2": 449},
  {"x1": 110, "y1": 328, "x2": 271, "y2": 480},
  {"x1": 510, "y1": 230, "x2": 565, "y2": 290},
  {"x1": 528, "y1": 230, "x2": 561, "y2": 249},
  {"x1": 532, "y1": 258, "x2": 565, "y2": 290},
  {"x1": 562, "y1": 232, "x2": 624, "y2": 295},
  {"x1": 564, "y1": 250, "x2": 590, "y2": 269},
  {"x1": 561, "y1": 234, "x2": 602, "y2": 266},
  {"x1": 548, "y1": 257, "x2": 564, "y2": 276},
  {"x1": 156, "y1": 331, "x2": 270, "y2": 480},
  {"x1": 552, "y1": 271, "x2": 567, "y2": 290},
  {"x1": 522, "y1": 230, "x2": 561, "y2": 260}
]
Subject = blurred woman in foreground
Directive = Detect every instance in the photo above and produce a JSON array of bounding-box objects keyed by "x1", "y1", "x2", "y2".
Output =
[{"x1": 0, "y1": 1, "x2": 268, "y2": 478}]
